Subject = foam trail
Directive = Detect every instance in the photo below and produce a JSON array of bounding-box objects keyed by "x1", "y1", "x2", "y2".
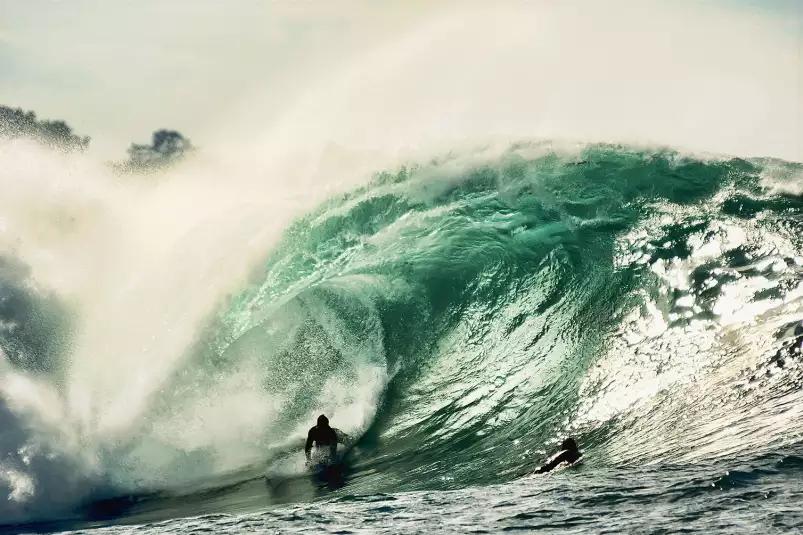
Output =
[{"x1": 0, "y1": 134, "x2": 378, "y2": 520}]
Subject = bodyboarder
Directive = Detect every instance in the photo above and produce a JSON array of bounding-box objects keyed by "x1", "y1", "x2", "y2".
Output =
[{"x1": 534, "y1": 438, "x2": 582, "y2": 474}]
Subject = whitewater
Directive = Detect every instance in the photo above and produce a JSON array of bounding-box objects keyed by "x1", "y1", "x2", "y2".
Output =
[{"x1": 0, "y1": 1, "x2": 801, "y2": 533}]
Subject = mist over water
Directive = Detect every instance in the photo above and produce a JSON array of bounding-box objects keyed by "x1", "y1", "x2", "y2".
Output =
[{"x1": 0, "y1": 0, "x2": 801, "y2": 527}]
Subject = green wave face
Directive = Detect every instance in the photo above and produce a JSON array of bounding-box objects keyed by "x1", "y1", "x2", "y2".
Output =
[{"x1": 139, "y1": 143, "x2": 801, "y2": 493}]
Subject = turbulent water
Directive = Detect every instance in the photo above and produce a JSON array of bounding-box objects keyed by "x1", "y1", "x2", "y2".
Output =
[{"x1": 0, "y1": 141, "x2": 802, "y2": 533}]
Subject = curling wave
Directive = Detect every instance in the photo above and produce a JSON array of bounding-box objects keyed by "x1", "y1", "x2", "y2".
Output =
[{"x1": 0, "y1": 142, "x2": 802, "y2": 526}]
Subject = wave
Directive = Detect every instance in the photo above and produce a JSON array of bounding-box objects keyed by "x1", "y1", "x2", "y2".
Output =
[{"x1": 0, "y1": 142, "x2": 802, "y2": 526}]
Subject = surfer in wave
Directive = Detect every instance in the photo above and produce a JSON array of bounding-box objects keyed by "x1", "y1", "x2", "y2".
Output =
[
  {"x1": 305, "y1": 414, "x2": 350, "y2": 466},
  {"x1": 534, "y1": 438, "x2": 582, "y2": 474}
]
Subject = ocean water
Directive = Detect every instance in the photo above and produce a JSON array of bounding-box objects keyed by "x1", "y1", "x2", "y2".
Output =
[{"x1": 0, "y1": 142, "x2": 802, "y2": 534}]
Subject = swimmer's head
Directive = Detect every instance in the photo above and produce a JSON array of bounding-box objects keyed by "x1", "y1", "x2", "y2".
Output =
[
  {"x1": 561, "y1": 438, "x2": 578, "y2": 452},
  {"x1": 317, "y1": 414, "x2": 330, "y2": 428}
]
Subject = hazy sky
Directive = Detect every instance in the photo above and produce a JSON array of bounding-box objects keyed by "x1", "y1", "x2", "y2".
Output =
[
  {"x1": 0, "y1": 0, "x2": 439, "y2": 156},
  {"x1": 0, "y1": 0, "x2": 801, "y2": 159}
]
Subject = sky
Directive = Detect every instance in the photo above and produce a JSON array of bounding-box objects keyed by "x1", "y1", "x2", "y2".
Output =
[
  {"x1": 0, "y1": 0, "x2": 801, "y2": 160},
  {"x1": 0, "y1": 0, "x2": 438, "y2": 157}
]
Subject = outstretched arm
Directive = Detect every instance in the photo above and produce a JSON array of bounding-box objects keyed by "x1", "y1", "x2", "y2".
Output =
[
  {"x1": 334, "y1": 428, "x2": 353, "y2": 445},
  {"x1": 535, "y1": 450, "x2": 574, "y2": 474}
]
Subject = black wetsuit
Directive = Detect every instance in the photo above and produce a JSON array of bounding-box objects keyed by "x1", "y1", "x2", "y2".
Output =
[
  {"x1": 535, "y1": 448, "x2": 582, "y2": 474},
  {"x1": 305, "y1": 425, "x2": 339, "y2": 461}
]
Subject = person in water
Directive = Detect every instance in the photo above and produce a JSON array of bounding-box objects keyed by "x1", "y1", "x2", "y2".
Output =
[
  {"x1": 305, "y1": 415, "x2": 349, "y2": 464},
  {"x1": 534, "y1": 438, "x2": 582, "y2": 474}
]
